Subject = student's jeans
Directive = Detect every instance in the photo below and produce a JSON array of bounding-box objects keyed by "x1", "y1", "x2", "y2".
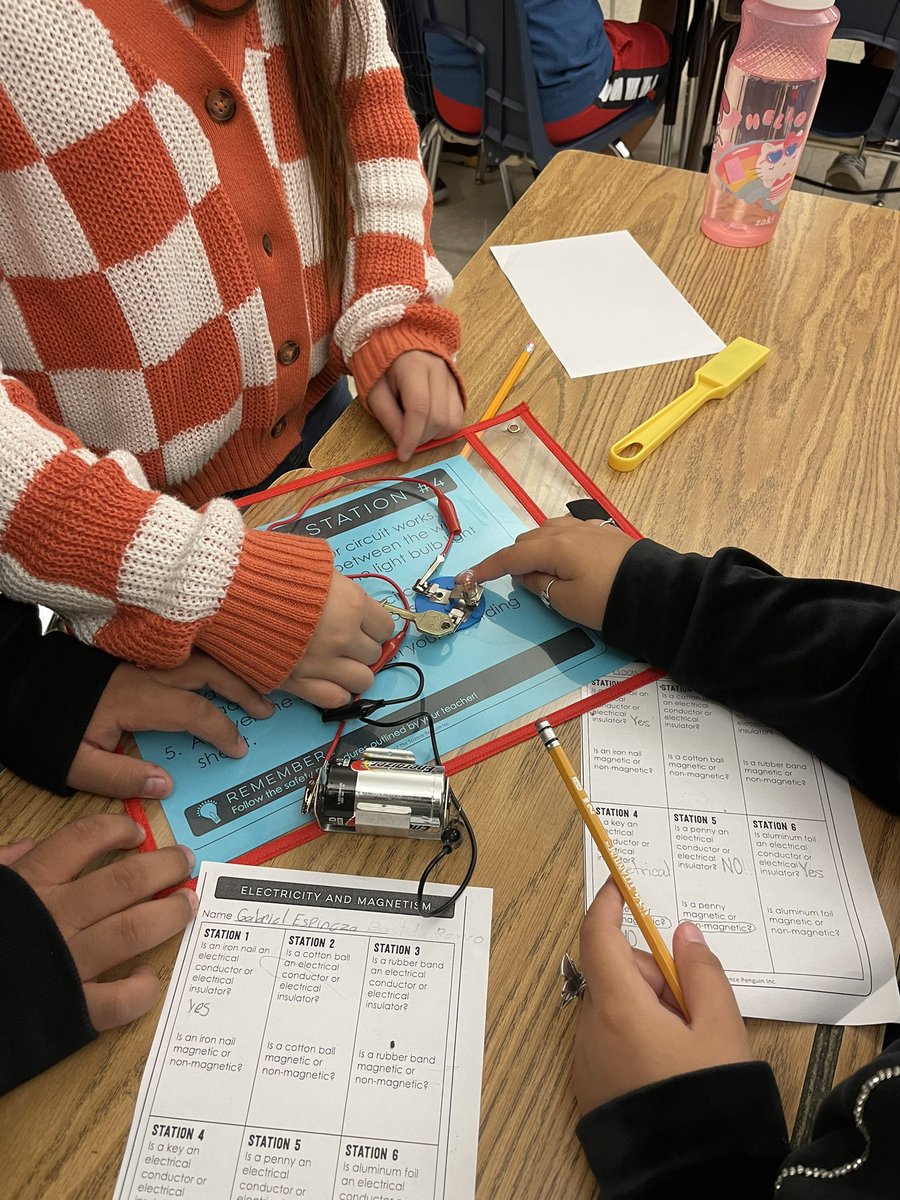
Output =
[{"x1": 227, "y1": 377, "x2": 352, "y2": 500}]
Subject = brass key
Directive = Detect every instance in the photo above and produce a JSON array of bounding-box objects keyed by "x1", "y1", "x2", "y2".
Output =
[{"x1": 381, "y1": 600, "x2": 457, "y2": 637}]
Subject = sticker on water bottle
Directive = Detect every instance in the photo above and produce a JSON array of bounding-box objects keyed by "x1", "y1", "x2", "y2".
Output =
[{"x1": 710, "y1": 75, "x2": 819, "y2": 219}]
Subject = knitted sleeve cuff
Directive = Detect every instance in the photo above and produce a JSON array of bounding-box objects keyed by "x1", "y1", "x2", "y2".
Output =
[
  {"x1": 197, "y1": 529, "x2": 335, "y2": 692},
  {"x1": 349, "y1": 308, "x2": 465, "y2": 408}
]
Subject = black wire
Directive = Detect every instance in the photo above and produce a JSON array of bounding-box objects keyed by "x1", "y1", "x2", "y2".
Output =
[
  {"x1": 357, "y1": 683, "x2": 478, "y2": 918},
  {"x1": 417, "y1": 843, "x2": 453, "y2": 906},
  {"x1": 372, "y1": 662, "x2": 426, "y2": 706},
  {"x1": 421, "y1": 785, "x2": 478, "y2": 918},
  {"x1": 795, "y1": 173, "x2": 900, "y2": 196},
  {"x1": 319, "y1": 662, "x2": 426, "y2": 722}
]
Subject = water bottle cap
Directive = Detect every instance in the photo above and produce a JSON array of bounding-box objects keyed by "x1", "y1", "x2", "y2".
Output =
[{"x1": 763, "y1": 0, "x2": 836, "y2": 9}]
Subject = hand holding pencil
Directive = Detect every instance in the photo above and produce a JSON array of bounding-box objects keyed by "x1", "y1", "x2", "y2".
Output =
[
  {"x1": 572, "y1": 877, "x2": 754, "y2": 1115},
  {"x1": 534, "y1": 721, "x2": 753, "y2": 1115},
  {"x1": 536, "y1": 719, "x2": 688, "y2": 1016}
]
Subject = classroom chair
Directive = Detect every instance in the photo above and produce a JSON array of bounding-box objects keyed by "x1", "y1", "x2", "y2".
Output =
[
  {"x1": 809, "y1": 0, "x2": 900, "y2": 205},
  {"x1": 684, "y1": 0, "x2": 900, "y2": 198},
  {"x1": 411, "y1": 0, "x2": 659, "y2": 209},
  {"x1": 683, "y1": 0, "x2": 742, "y2": 172},
  {"x1": 386, "y1": 0, "x2": 435, "y2": 126}
]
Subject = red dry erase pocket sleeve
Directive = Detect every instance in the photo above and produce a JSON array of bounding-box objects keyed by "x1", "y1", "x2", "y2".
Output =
[{"x1": 124, "y1": 405, "x2": 662, "y2": 874}]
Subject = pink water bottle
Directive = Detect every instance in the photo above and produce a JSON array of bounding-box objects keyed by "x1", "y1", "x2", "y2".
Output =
[{"x1": 700, "y1": 0, "x2": 839, "y2": 247}]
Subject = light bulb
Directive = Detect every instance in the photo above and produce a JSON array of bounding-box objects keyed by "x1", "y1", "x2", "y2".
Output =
[{"x1": 196, "y1": 800, "x2": 222, "y2": 825}]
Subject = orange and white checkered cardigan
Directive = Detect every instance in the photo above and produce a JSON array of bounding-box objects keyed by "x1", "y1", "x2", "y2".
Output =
[{"x1": 0, "y1": 0, "x2": 461, "y2": 692}]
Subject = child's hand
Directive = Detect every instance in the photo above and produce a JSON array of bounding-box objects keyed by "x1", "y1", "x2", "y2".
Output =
[
  {"x1": 281, "y1": 570, "x2": 395, "y2": 709},
  {"x1": 367, "y1": 351, "x2": 464, "y2": 462},
  {"x1": 0, "y1": 839, "x2": 34, "y2": 867},
  {"x1": 472, "y1": 517, "x2": 635, "y2": 629},
  {"x1": 67, "y1": 653, "x2": 276, "y2": 800},
  {"x1": 573, "y1": 878, "x2": 753, "y2": 1114},
  {"x1": 10, "y1": 815, "x2": 197, "y2": 1030}
]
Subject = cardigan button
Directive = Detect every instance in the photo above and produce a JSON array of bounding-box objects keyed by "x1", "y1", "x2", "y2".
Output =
[
  {"x1": 262, "y1": 233, "x2": 273, "y2": 256},
  {"x1": 189, "y1": 0, "x2": 258, "y2": 14},
  {"x1": 270, "y1": 417, "x2": 287, "y2": 438},
  {"x1": 206, "y1": 89, "x2": 236, "y2": 123},
  {"x1": 277, "y1": 340, "x2": 300, "y2": 365}
]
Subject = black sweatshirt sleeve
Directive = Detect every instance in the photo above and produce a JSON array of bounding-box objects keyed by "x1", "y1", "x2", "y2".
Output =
[
  {"x1": 0, "y1": 866, "x2": 96, "y2": 1094},
  {"x1": 0, "y1": 596, "x2": 118, "y2": 795},
  {"x1": 576, "y1": 1061, "x2": 789, "y2": 1199},
  {"x1": 775, "y1": 1038, "x2": 900, "y2": 1195},
  {"x1": 602, "y1": 541, "x2": 900, "y2": 812},
  {"x1": 579, "y1": 1046, "x2": 900, "y2": 1199}
]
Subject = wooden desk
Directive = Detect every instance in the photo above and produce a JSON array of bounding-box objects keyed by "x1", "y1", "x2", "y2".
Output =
[{"x1": 2, "y1": 153, "x2": 900, "y2": 1198}]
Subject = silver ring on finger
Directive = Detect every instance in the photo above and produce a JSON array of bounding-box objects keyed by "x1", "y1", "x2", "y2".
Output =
[{"x1": 540, "y1": 577, "x2": 558, "y2": 609}]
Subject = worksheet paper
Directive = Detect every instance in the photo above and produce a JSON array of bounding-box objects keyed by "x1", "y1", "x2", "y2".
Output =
[
  {"x1": 134, "y1": 454, "x2": 630, "y2": 872},
  {"x1": 491, "y1": 231, "x2": 724, "y2": 377},
  {"x1": 114, "y1": 862, "x2": 492, "y2": 1200},
  {"x1": 580, "y1": 667, "x2": 900, "y2": 1024}
]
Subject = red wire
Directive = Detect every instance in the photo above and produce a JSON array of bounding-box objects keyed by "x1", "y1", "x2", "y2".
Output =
[
  {"x1": 269, "y1": 476, "x2": 459, "y2": 596},
  {"x1": 324, "y1": 719, "x2": 346, "y2": 762},
  {"x1": 322, "y1": 571, "x2": 409, "y2": 765},
  {"x1": 271, "y1": 474, "x2": 462, "y2": 670},
  {"x1": 348, "y1": 571, "x2": 411, "y2": 671},
  {"x1": 275, "y1": 478, "x2": 460, "y2": 759},
  {"x1": 267, "y1": 474, "x2": 461, "y2": 540},
  {"x1": 349, "y1": 571, "x2": 407, "y2": 605}
]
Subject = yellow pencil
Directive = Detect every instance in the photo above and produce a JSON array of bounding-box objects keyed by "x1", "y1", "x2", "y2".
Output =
[
  {"x1": 461, "y1": 340, "x2": 535, "y2": 459},
  {"x1": 536, "y1": 719, "x2": 688, "y2": 1018}
]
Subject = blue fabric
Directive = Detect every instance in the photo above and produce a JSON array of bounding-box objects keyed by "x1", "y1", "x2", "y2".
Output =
[
  {"x1": 296, "y1": 376, "x2": 353, "y2": 463},
  {"x1": 425, "y1": 0, "x2": 614, "y2": 126}
]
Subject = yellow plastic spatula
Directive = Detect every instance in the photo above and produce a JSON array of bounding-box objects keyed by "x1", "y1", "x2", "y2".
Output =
[{"x1": 608, "y1": 338, "x2": 770, "y2": 472}]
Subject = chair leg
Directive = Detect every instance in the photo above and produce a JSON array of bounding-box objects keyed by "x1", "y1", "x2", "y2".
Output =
[
  {"x1": 475, "y1": 141, "x2": 487, "y2": 185},
  {"x1": 684, "y1": 18, "x2": 737, "y2": 172},
  {"x1": 680, "y1": 0, "x2": 712, "y2": 167},
  {"x1": 499, "y1": 160, "x2": 517, "y2": 209},
  {"x1": 659, "y1": 124, "x2": 675, "y2": 165},
  {"x1": 611, "y1": 140, "x2": 632, "y2": 159},
  {"x1": 678, "y1": 75, "x2": 695, "y2": 164},
  {"x1": 420, "y1": 120, "x2": 442, "y2": 192},
  {"x1": 708, "y1": 30, "x2": 736, "y2": 162},
  {"x1": 874, "y1": 159, "x2": 898, "y2": 206},
  {"x1": 660, "y1": 0, "x2": 692, "y2": 166}
]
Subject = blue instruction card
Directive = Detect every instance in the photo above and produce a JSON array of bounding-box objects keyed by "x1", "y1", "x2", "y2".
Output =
[{"x1": 134, "y1": 455, "x2": 631, "y2": 871}]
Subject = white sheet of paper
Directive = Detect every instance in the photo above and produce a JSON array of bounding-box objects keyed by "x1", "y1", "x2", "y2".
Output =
[
  {"x1": 114, "y1": 862, "x2": 492, "y2": 1200},
  {"x1": 581, "y1": 666, "x2": 900, "y2": 1025},
  {"x1": 491, "y1": 231, "x2": 724, "y2": 377}
]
